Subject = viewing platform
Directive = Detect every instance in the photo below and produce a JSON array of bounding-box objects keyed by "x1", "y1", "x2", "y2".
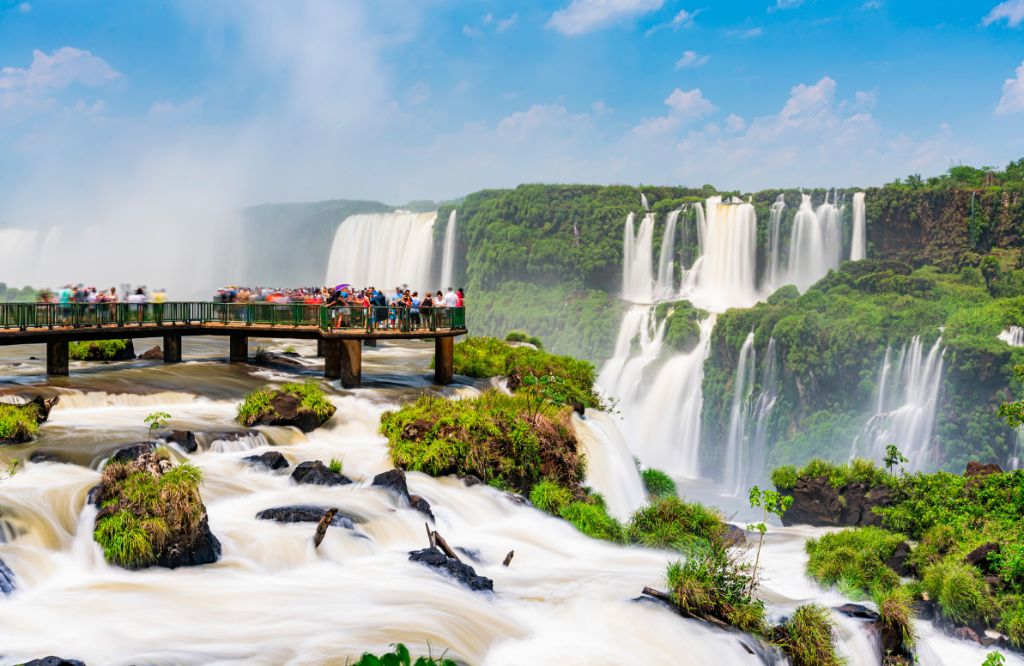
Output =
[{"x1": 0, "y1": 302, "x2": 468, "y2": 388}]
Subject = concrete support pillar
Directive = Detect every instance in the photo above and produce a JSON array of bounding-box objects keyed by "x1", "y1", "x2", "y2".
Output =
[
  {"x1": 324, "y1": 338, "x2": 362, "y2": 388},
  {"x1": 46, "y1": 339, "x2": 69, "y2": 376},
  {"x1": 316, "y1": 338, "x2": 325, "y2": 357},
  {"x1": 434, "y1": 336, "x2": 454, "y2": 385},
  {"x1": 229, "y1": 334, "x2": 248, "y2": 362},
  {"x1": 363, "y1": 338, "x2": 377, "y2": 348},
  {"x1": 163, "y1": 334, "x2": 182, "y2": 363}
]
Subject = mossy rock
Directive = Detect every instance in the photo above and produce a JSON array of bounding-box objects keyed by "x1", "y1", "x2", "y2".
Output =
[{"x1": 237, "y1": 381, "x2": 336, "y2": 432}]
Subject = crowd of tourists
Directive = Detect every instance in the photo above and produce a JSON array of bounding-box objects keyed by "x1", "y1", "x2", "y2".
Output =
[{"x1": 37, "y1": 285, "x2": 165, "y2": 304}]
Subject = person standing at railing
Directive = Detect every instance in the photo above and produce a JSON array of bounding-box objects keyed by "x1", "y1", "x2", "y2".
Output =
[
  {"x1": 421, "y1": 291, "x2": 434, "y2": 330},
  {"x1": 410, "y1": 291, "x2": 422, "y2": 329}
]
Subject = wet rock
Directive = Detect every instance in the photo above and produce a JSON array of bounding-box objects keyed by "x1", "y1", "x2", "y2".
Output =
[
  {"x1": 723, "y1": 524, "x2": 747, "y2": 548},
  {"x1": 247, "y1": 392, "x2": 333, "y2": 432},
  {"x1": 372, "y1": 468, "x2": 434, "y2": 521},
  {"x1": 255, "y1": 505, "x2": 355, "y2": 529},
  {"x1": 781, "y1": 476, "x2": 894, "y2": 527},
  {"x1": 244, "y1": 451, "x2": 289, "y2": 470},
  {"x1": 965, "y1": 542, "x2": 1001, "y2": 575},
  {"x1": 950, "y1": 626, "x2": 981, "y2": 643},
  {"x1": 965, "y1": 461, "x2": 1003, "y2": 478},
  {"x1": 165, "y1": 430, "x2": 197, "y2": 453},
  {"x1": 455, "y1": 546, "x2": 483, "y2": 564},
  {"x1": 572, "y1": 401, "x2": 585, "y2": 416},
  {"x1": 29, "y1": 451, "x2": 71, "y2": 465},
  {"x1": 834, "y1": 603, "x2": 880, "y2": 620},
  {"x1": 461, "y1": 475, "x2": 483, "y2": 487},
  {"x1": 28, "y1": 394, "x2": 59, "y2": 423},
  {"x1": 139, "y1": 346, "x2": 163, "y2": 360},
  {"x1": 887, "y1": 541, "x2": 913, "y2": 576},
  {"x1": 252, "y1": 350, "x2": 306, "y2": 370},
  {"x1": 291, "y1": 460, "x2": 352, "y2": 486},
  {"x1": 913, "y1": 599, "x2": 935, "y2": 621},
  {"x1": 108, "y1": 441, "x2": 156, "y2": 463},
  {"x1": 408, "y1": 546, "x2": 493, "y2": 592},
  {"x1": 22, "y1": 658, "x2": 86, "y2": 666},
  {"x1": 504, "y1": 492, "x2": 529, "y2": 506},
  {"x1": 156, "y1": 513, "x2": 221, "y2": 568},
  {"x1": 0, "y1": 556, "x2": 15, "y2": 594}
]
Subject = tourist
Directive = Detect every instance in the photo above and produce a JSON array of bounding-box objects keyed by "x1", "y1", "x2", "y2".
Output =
[
  {"x1": 443, "y1": 287, "x2": 458, "y2": 308},
  {"x1": 410, "y1": 291, "x2": 421, "y2": 328}
]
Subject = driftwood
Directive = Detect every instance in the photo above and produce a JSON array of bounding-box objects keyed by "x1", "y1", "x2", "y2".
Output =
[
  {"x1": 425, "y1": 522, "x2": 436, "y2": 549},
  {"x1": 640, "y1": 587, "x2": 730, "y2": 630},
  {"x1": 502, "y1": 550, "x2": 514, "y2": 567},
  {"x1": 432, "y1": 529, "x2": 460, "y2": 562},
  {"x1": 313, "y1": 508, "x2": 338, "y2": 549}
]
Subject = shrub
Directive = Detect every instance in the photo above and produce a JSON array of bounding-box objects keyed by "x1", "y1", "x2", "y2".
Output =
[
  {"x1": 923, "y1": 560, "x2": 992, "y2": 626},
  {"x1": 665, "y1": 544, "x2": 763, "y2": 633},
  {"x1": 529, "y1": 480, "x2": 573, "y2": 515},
  {"x1": 641, "y1": 468, "x2": 676, "y2": 497},
  {"x1": 797, "y1": 457, "x2": 892, "y2": 490},
  {"x1": 806, "y1": 527, "x2": 905, "y2": 596},
  {"x1": 874, "y1": 585, "x2": 915, "y2": 651},
  {"x1": 505, "y1": 331, "x2": 544, "y2": 349},
  {"x1": 352, "y1": 643, "x2": 456, "y2": 666},
  {"x1": 776, "y1": 604, "x2": 842, "y2": 666},
  {"x1": 558, "y1": 501, "x2": 623, "y2": 542},
  {"x1": 771, "y1": 465, "x2": 798, "y2": 491},
  {"x1": 69, "y1": 339, "x2": 131, "y2": 360},
  {"x1": 237, "y1": 380, "x2": 335, "y2": 427},
  {"x1": 908, "y1": 524, "x2": 957, "y2": 573},
  {"x1": 280, "y1": 381, "x2": 335, "y2": 421},
  {"x1": 381, "y1": 391, "x2": 582, "y2": 495},
  {"x1": 0, "y1": 402, "x2": 39, "y2": 441},
  {"x1": 625, "y1": 496, "x2": 725, "y2": 552}
]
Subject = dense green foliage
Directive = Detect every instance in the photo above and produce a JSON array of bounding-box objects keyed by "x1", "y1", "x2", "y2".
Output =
[
  {"x1": 94, "y1": 449, "x2": 205, "y2": 568},
  {"x1": 236, "y1": 380, "x2": 335, "y2": 427},
  {"x1": 640, "y1": 467, "x2": 676, "y2": 497},
  {"x1": 352, "y1": 643, "x2": 456, "y2": 666},
  {"x1": 654, "y1": 300, "x2": 706, "y2": 353},
  {"x1": 380, "y1": 391, "x2": 582, "y2": 494},
  {"x1": 0, "y1": 283, "x2": 39, "y2": 302},
  {"x1": 774, "y1": 604, "x2": 843, "y2": 666},
  {"x1": 805, "y1": 527, "x2": 905, "y2": 597},
  {"x1": 626, "y1": 496, "x2": 724, "y2": 552},
  {"x1": 451, "y1": 336, "x2": 604, "y2": 408},
  {"x1": 558, "y1": 500, "x2": 624, "y2": 542},
  {"x1": 69, "y1": 338, "x2": 131, "y2": 361},
  {"x1": 504, "y1": 330, "x2": 544, "y2": 349},
  {"x1": 0, "y1": 402, "x2": 38, "y2": 442},
  {"x1": 705, "y1": 259, "x2": 1024, "y2": 473}
]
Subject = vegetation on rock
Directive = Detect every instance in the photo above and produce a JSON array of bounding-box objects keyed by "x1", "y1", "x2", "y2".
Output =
[
  {"x1": 0, "y1": 401, "x2": 39, "y2": 442},
  {"x1": 640, "y1": 467, "x2": 676, "y2": 497},
  {"x1": 237, "y1": 380, "x2": 336, "y2": 429},
  {"x1": 69, "y1": 339, "x2": 133, "y2": 361},
  {"x1": 352, "y1": 642, "x2": 456, "y2": 666}
]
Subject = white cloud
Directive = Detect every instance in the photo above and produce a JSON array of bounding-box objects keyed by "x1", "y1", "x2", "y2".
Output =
[
  {"x1": 462, "y1": 24, "x2": 482, "y2": 37},
  {"x1": 17, "y1": 2, "x2": 31, "y2": 12},
  {"x1": 645, "y1": 8, "x2": 700, "y2": 36},
  {"x1": 774, "y1": 0, "x2": 803, "y2": 9},
  {"x1": 496, "y1": 13, "x2": 518, "y2": 32},
  {"x1": 591, "y1": 100, "x2": 609, "y2": 115},
  {"x1": 983, "y1": 0, "x2": 1024, "y2": 28},
  {"x1": 633, "y1": 87, "x2": 715, "y2": 137},
  {"x1": 996, "y1": 60, "x2": 1024, "y2": 114},
  {"x1": 780, "y1": 77, "x2": 836, "y2": 118},
  {"x1": 725, "y1": 113, "x2": 746, "y2": 132},
  {"x1": 0, "y1": 47, "x2": 120, "y2": 110},
  {"x1": 854, "y1": 89, "x2": 878, "y2": 110},
  {"x1": 675, "y1": 50, "x2": 709, "y2": 69},
  {"x1": 728, "y1": 27, "x2": 764, "y2": 38},
  {"x1": 548, "y1": 0, "x2": 664, "y2": 36},
  {"x1": 862, "y1": 1, "x2": 883, "y2": 9}
]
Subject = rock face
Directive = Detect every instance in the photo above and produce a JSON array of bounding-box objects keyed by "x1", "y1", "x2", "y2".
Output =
[
  {"x1": 780, "y1": 476, "x2": 894, "y2": 527},
  {"x1": 244, "y1": 451, "x2": 289, "y2": 470},
  {"x1": 408, "y1": 546, "x2": 493, "y2": 591},
  {"x1": 291, "y1": 460, "x2": 352, "y2": 486},
  {"x1": 965, "y1": 461, "x2": 1003, "y2": 478},
  {"x1": 156, "y1": 514, "x2": 221, "y2": 568},
  {"x1": 887, "y1": 541, "x2": 913, "y2": 576},
  {"x1": 255, "y1": 505, "x2": 355, "y2": 530},
  {"x1": 139, "y1": 346, "x2": 163, "y2": 360},
  {"x1": 372, "y1": 468, "x2": 435, "y2": 521}
]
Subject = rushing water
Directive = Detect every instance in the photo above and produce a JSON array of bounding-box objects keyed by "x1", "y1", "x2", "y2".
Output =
[
  {"x1": 324, "y1": 212, "x2": 437, "y2": 291},
  {"x1": 785, "y1": 194, "x2": 843, "y2": 293},
  {"x1": 621, "y1": 212, "x2": 656, "y2": 303},
  {"x1": 999, "y1": 326, "x2": 1024, "y2": 347},
  {"x1": 850, "y1": 192, "x2": 866, "y2": 261},
  {"x1": 440, "y1": 210, "x2": 458, "y2": 290},
  {"x1": 723, "y1": 331, "x2": 756, "y2": 496}
]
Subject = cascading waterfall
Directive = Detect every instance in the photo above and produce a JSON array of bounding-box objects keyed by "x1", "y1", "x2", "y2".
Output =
[
  {"x1": 723, "y1": 332, "x2": 756, "y2": 496},
  {"x1": 640, "y1": 193, "x2": 649, "y2": 211},
  {"x1": 653, "y1": 209, "x2": 680, "y2": 300},
  {"x1": 999, "y1": 326, "x2": 1024, "y2": 346},
  {"x1": 766, "y1": 195, "x2": 786, "y2": 288},
  {"x1": 850, "y1": 192, "x2": 866, "y2": 261},
  {"x1": 852, "y1": 337, "x2": 945, "y2": 470},
  {"x1": 749, "y1": 337, "x2": 779, "y2": 489},
  {"x1": 597, "y1": 305, "x2": 667, "y2": 409},
  {"x1": 786, "y1": 194, "x2": 843, "y2": 292},
  {"x1": 324, "y1": 212, "x2": 437, "y2": 290},
  {"x1": 621, "y1": 212, "x2": 656, "y2": 303},
  {"x1": 439, "y1": 210, "x2": 458, "y2": 289},
  {"x1": 574, "y1": 411, "x2": 647, "y2": 520},
  {"x1": 692, "y1": 197, "x2": 758, "y2": 308}
]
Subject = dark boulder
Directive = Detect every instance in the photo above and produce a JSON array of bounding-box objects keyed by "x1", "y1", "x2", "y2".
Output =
[
  {"x1": 409, "y1": 546, "x2": 493, "y2": 592},
  {"x1": 834, "y1": 603, "x2": 879, "y2": 620},
  {"x1": 29, "y1": 451, "x2": 71, "y2": 465},
  {"x1": 781, "y1": 476, "x2": 894, "y2": 527},
  {"x1": 965, "y1": 461, "x2": 1003, "y2": 478},
  {"x1": 291, "y1": 460, "x2": 352, "y2": 486},
  {"x1": 22, "y1": 658, "x2": 86, "y2": 666},
  {"x1": 165, "y1": 430, "x2": 197, "y2": 453},
  {"x1": 108, "y1": 441, "x2": 156, "y2": 463},
  {"x1": 139, "y1": 346, "x2": 163, "y2": 360},
  {"x1": 255, "y1": 505, "x2": 355, "y2": 529},
  {"x1": 965, "y1": 542, "x2": 1001, "y2": 575},
  {"x1": 248, "y1": 392, "x2": 329, "y2": 432},
  {"x1": 244, "y1": 451, "x2": 289, "y2": 470},
  {"x1": 27, "y1": 395, "x2": 59, "y2": 423},
  {"x1": 887, "y1": 541, "x2": 913, "y2": 576},
  {"x1": 156, "y1": 513, "x2": 221, "y2": 568},
  {"x1": 461, "y1": 475, "x2": 483, "y2": 487},
  {"x1": 253, "y1": 351, "x2": 306, "y2": 370},
  {"x1": 372, "y1": 468, "x2": 435, "y2": 521},
  {"x1": 0, "y1": 556, "x2": 15, "y2": 594},
  {"x1": 950, "y1": 626, "x2": 981, "y2": 643}
]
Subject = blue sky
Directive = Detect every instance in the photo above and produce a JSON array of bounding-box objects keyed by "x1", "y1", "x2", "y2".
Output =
[{"x1": 1, "y1": 0, "x2": 1023, "y2": 217}]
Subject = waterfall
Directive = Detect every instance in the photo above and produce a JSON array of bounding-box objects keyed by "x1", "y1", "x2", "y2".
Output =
[
  {"x1": 324, "y1": 212, "x2": 437, "y2": 291},
  {"x1": 749, "y1": 337, "x2": 779, "y2": 489},
  {"x1": 723, "y1": 331, "x2": 756, "y2": 496},
  {"x1": 786, "y1": 194, "x2": 843, "y2": 292},
  {"x1": 439, "y1": 210, "x2": 458, "y2": 289},
  {"x1": 852, "y1": 336, "x2": 945, "y2": 471},
  {"x1": 640, "y1": 192, "x2": 649, "y2": 211},
  {"x1": 692, "y1": 197, "x2": 758, "y2": 308},
  {"x1": 767, "y1": 195, "x2": 786, "y2": 289},
  {"x1": 574, "y1": 411, "x2": 647, "y2": 520},
  {"x1": 654, "y1": 209, "x2": 680, "y2": 300},
  {"x1": 621, "y1": 212, "x2": 656, "y2": 303},
  {"x1": 597, "y1": 305, "x2": 666, "y2": 408},
  {"x1": 850, "y1": 192, "x2": 866, "y2": 261},
  {"x1": 999, "y1": 326, "x2": 1024, "y2": 346}
]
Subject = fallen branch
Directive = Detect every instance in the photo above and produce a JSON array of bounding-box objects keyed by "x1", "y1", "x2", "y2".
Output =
[
  {"x1": 425, "y1": 522, "x2": 436, "y2": 549},
  {"x1": 432, "y1": 529, "x2": 460, "y2": 561},
  {"x1": 313, "y1": 508, "x2": 338, "y2": 549},
  {"x1": 502, "y1": 550, "x2": 514, "y2": 567}
]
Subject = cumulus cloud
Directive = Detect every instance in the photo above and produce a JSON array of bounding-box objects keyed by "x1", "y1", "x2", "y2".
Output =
[
  {"x1": 632, "y1": 88, "x2": 715, "y2": 137},
  {"x1": 675, "y1": 50, "x2": 709, "y2": 69},
  {"x1": 645, "y1": 8, "x2": 700, "y2": 35},
  {"x1": 548, "y1": 0, "x2": 664, "y2": 36},
  {"x1": 0, "y1": 47, "x2": 120, "y2": 109},
  {"x1": 996, "y1": 60, "x2": 1024, "y2": 114},
  {"x1": 496, "y1": 13, "x2": 518, "y2": 32},
  {"x1": 983, "y1": 0, "x2": 1024, "y2": 28}
]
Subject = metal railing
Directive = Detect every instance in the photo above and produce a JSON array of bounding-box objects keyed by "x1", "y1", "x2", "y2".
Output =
[{"x1": 0, "y1": 302, "x2": 466, "y2": 334}]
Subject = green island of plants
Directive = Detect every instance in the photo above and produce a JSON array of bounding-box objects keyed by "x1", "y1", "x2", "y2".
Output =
[
  {"x1": 237, "y1": 380, "x2": 336, "y2": 428},
  {"x1": 352, "y1": 642, "x2": 456, "y2": 666},
  {"x1": 654, "y1": 300, "x2": 707, "y2": 353},
  {"x1": 777, "y1": 458, "x2": 1024, "y2": 651},
  {"x1": 0, "y1": 401, "x2": 39, "y2": 443},
  {"x1": 450, "y1": 336, "x2": 605, "y2": 409},
  {"x1": 93, "y1": 448, "x2": 206, "y2": 568},
  {"x1": 69, "y1": 338, "x2": 133, "y2": 361}
]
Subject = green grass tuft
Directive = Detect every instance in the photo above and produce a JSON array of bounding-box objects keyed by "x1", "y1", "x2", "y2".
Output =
[
  {"x1": 641, "y1": 468, "x2": 676, "y2": 497},
  {"x1": 328, "y1": 458, "x2": 343, "y2": 474},
  {"x1": 237, "y1": 380, "x2": 335, "y2": 427},
  {"x1": 0, "y1": 402, "x2": 39, "y2": 441},
  {"x1": 626, "y1": 496, "x2": 725, "y2": 553},
  {"x1": 558, "y1": 501, "x2": 623, "y2": 542},
  {"x1": 529, "y1": 480, "x2": 573, "y2": 515},
  {"x1": 806, "y1": 527, "x2": 905, "y2": 596},
  {"x1": 69, "y1": 338, "x2": 130, "y2": 360},
  {"x1": 922, "y1": 560, "x2": 993, "y2": 626},
  {"x1": 776, "y1": 603, "x2": 843, "y2": 666}
]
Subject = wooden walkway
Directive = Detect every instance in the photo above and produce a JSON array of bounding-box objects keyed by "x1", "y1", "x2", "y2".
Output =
[{"x1": 0, "y1": 302, "x2": 467, "y2": 387}]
